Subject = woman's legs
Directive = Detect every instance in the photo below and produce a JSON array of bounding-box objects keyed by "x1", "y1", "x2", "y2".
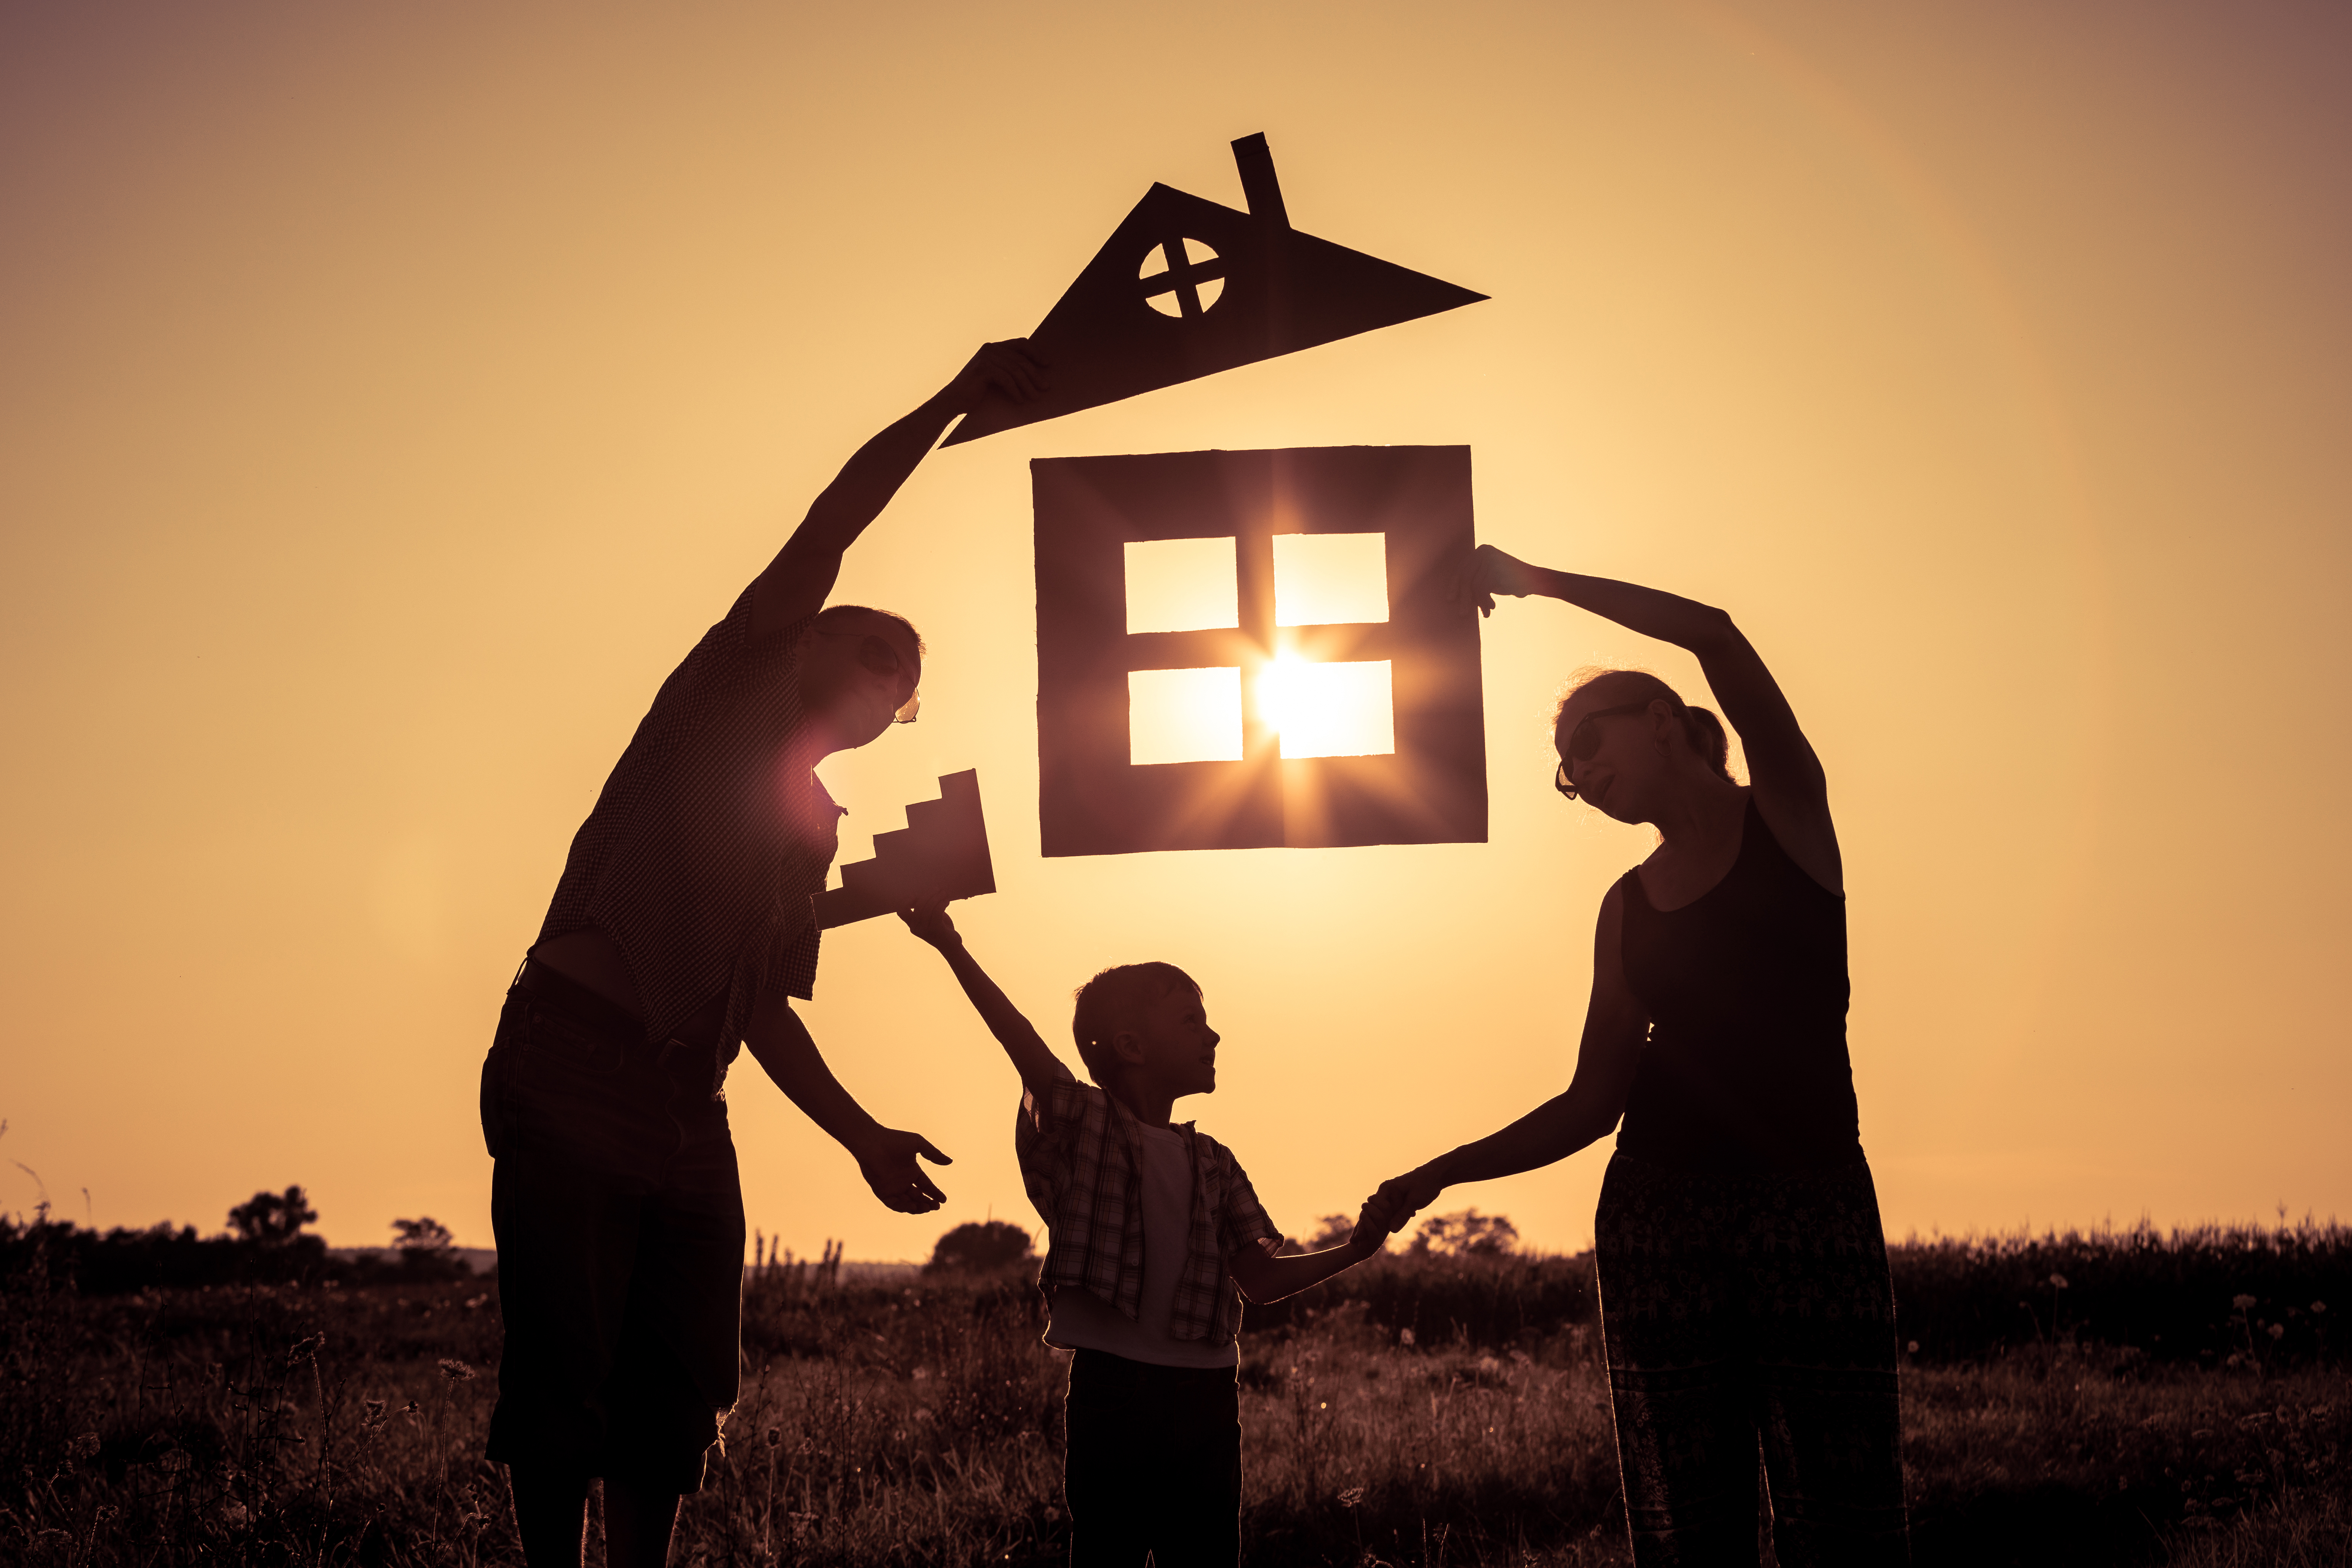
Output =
[
  {"x1": 1597, "y1": 1155, "x2": 1768, "y2": 1564},
  {"x1": 1742, "y1": 1163, "x2": 1909, "y2": 1566},
  {"x1": 1596, "y1": 1154, "x2": 1909, "y2": 1566}
]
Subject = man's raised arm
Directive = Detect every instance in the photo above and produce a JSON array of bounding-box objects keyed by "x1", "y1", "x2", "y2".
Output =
[{"x1": 749, "y1": 341, "x2": 1045, "y2": 640}]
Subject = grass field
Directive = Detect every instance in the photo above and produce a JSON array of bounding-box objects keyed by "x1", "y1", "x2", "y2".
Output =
[{"x1": 2, "y1": 1222, "x2": 2346, "y2": 1566}]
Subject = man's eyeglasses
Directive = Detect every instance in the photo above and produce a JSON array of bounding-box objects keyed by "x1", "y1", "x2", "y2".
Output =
[
  {"x1": 1554, "y1": 701, "x2": 1662, "y2": 799},
  {"x1": 817, "y1": 628, "x2": 920, "y2": 723}
]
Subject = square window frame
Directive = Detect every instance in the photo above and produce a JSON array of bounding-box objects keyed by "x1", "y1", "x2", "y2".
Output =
[{"x1": 1034, "y1": 445, "x2": 1488, "y2": 855}]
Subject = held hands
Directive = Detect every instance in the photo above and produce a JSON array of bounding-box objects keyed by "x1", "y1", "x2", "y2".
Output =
[
  {"x1": 896, "y1": 903, "x2": 960, "y2": 950},
  {"x1": 853, "y1": 1126, "x2": 953, "y2": 1214},
  {"x1": 1450, "y1": 543, "x2": 1545, "y2": 618},
  {"x1": 942, "y1": 339, "x2": 1048, "y2": 412},
  {"x1": 1359, "y1": 1163, "x2": 1449, "y2": 1245},
  {"x1": 1245, "y1": 1209, "x2": 1392, "y2": 1265}
]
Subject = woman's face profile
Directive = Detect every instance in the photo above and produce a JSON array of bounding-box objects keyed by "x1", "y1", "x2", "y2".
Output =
[{"x1": 1557, "y1": 701, "x2": 1662, "y2": 825}]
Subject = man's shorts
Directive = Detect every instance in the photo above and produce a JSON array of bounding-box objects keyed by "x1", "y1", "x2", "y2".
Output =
[{"x1": 480, "y1": 960, "x2": 744, "y2": 1493}]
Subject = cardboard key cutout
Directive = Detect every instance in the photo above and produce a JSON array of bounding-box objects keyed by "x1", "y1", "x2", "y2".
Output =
[
  {"x1": 813, "y1": 770, "x2": 996, "y2": 928},
  {"x1": 944, "y1": 134, "x2": 1485, "y2": 445}
]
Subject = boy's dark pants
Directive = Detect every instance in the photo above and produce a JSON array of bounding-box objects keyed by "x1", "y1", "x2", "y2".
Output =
[
  {"x1": 1065, "y1": 1350, "x2": 1241, "y2": 1568},
  {"x1": 480, "y1": 962, "x2": 745, "y2": 1494}
]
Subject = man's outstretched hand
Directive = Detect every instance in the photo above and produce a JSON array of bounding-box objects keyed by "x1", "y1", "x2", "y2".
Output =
[
  {"x1": 942, "y1": 339, "x2": 1048, "y2": 412},
  {"x1": 854, "y1": 1127, "x2": 952, "y2": 1214}
]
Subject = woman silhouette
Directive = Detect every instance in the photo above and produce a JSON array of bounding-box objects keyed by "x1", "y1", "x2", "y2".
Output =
[{"x1": 1366, "y1": 546, "x2": 1910, "y2": 1565}]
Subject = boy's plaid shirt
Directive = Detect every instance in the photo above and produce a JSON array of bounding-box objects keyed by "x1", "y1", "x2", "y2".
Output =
[{"x1": 1015, "y1": 1059, "x2": 1278, "y2": 1346}]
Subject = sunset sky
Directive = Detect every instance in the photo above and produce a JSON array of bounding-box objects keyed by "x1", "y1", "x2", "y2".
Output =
[{"x1": 3, "y1": 2, "x2": 2346, "y2": 1259}]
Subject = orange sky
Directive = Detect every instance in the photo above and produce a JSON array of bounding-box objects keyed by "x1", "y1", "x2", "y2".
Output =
[{"x1": 3, "y1": 2, "x2": 2346, "y2": 1258}]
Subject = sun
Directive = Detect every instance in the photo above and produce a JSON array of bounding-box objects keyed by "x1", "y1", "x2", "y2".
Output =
[{"x1": 1257, "y1": 653, "x2": 1395, "y2": 760}]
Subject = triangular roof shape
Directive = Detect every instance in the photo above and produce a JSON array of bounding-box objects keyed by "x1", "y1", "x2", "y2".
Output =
[{"x1": 944, "y1": 134, "x2": 1485, "y2": 445}]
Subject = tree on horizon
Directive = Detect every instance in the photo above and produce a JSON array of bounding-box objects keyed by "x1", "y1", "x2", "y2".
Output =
[{"x1": 227, "y1": 1185, "x2": 317, "y2": 1247}]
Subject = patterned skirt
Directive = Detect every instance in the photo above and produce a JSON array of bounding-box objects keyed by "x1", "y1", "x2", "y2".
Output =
[{"x1": 1595, "y1": 1150, "x2": 1910, "y2": 1566}]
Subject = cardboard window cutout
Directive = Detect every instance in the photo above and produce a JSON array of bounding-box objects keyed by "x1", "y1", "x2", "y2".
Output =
[
  {"x1": 944, "y1": 134, "x2": 1485, "y2": 446},
  {"x1": 1035, "y1": 446, "x2": 1486, "y2": 856},
  {"x1": 813, "y1": 770, "x2": 996, "y2": 928}
]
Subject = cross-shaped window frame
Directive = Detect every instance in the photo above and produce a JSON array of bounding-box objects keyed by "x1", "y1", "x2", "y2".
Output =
[{"x1": 1034, "y1": 444, "x2": 1488, "y2": 855}]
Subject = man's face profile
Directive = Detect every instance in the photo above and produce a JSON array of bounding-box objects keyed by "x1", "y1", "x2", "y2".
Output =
[{"x1": 799, "y1": 613, "x2": 922, "y2": 749}]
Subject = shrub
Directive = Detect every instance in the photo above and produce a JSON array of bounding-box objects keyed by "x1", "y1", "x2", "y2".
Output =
[{"x1": 924, "y1": 1220, "x2": 1037, "y2": 1276}]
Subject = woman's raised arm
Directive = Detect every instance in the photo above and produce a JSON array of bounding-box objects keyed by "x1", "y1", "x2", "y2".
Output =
[{"x1": 1459, "y1": 544, "x2": 1840, "y2": 891}]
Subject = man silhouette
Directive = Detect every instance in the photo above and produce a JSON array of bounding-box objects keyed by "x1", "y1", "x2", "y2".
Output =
[{"x1": 478, "y1": 340, "x2": 1044, "y2": 1567}]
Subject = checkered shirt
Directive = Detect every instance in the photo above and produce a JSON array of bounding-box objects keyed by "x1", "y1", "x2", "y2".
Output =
[
  {"x1": 537, "y1": 589, "x2": 840, "y2": 1049},
  {"x1": 1015, "y1": 1058, "x2": 1278, "y2": 1346}
]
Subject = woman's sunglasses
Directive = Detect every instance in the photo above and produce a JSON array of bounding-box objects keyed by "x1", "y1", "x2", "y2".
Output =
[
  {"x1": 1554, "y1": 701, "x2": 1661, "y2": 799},
  {"x1": 817, "y1": 628, "x2": 920, "y2": 723}
]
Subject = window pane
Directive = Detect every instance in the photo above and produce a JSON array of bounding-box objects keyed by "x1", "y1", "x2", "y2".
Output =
[
  {"x1": 1264, "y1": 659, "x2": 1394, "y2": 758},
  {"x1": 1272, "y1": 533, "x2": 1388, "y2": 626},
  {"x1": 1125, "y1": 537, "x2": 1239, "y2": 633},
  {"x1": 1129, "y1": 667, "x2": 1244, "y2": 764}
]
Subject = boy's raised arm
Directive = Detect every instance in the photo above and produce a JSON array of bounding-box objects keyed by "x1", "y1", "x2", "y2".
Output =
[{"x1": 898, "y1": 906, "x2": 1063, "y2": 1100}]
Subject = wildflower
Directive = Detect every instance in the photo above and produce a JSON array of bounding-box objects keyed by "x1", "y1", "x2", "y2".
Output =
[
  {"x1": 2233, "y1": 1294, "x2": 2258, "y2": 1311},
  {"x1": 221, "y1": 1500, "x2": 250, "y2": 1527},
  {"x1": 2050, "y1": 1274, "x2": 2069, "y2": 1290},
  {"x1": 464, "y1": 1294, "x2": 489, "y2": 1309},
  {"x1": 360, "y1": 1398, "x2": 389, "y2": 1432},
  {"x1": 439, "y1": 1358, "x2": 476, "y2": 1382},
  {"x1": 1398, "y1": 1328, "x2": 1415, "y2": 1347},
  {"x1": 1906, "y1": 1341, "x2": 1920, "y2": 1354},
  {"x1": 2267, "y1": 1322, "x2": 2285, "y2": 1340},
  {"x1": 1338, "y1": 1486, "x2": 1366, "y2": 1509},
  {"x1": 68, "y1": 1433, "x2": 101, "y2": 1461},
  {"x1": 2313, "y1": 1301, "x2": 2328, "y2": 1315}
]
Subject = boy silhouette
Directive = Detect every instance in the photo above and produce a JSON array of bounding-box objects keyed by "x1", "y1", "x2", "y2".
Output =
[
  {"x1": 899, "y1": 904, "x2": 1384, "y2": 1566},
  {"x1": 482, "y1": 340, "x2": 1042, "y2": 1568}
]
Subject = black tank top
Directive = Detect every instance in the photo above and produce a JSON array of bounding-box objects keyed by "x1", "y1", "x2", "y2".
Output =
[{"x1": 1614, "y1": 794, "x2": 1862, "y2": 1172}]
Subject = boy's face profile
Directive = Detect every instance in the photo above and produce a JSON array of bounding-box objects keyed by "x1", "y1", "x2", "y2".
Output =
[{"x1": 1110, "y1": 984, "x2": 1221, "y2": 1107}]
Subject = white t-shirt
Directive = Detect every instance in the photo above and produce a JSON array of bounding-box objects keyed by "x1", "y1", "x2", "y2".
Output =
[{"x1": 1043, "y1": 1122, "x2": 1239, "y2": 1369}]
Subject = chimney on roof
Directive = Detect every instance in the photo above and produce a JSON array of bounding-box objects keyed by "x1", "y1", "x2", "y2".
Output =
[{"x1": 1231, "y1": 133, "x2": 1290, "y2": 230}]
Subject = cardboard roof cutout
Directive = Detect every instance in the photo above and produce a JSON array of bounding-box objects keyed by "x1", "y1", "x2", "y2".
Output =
[
  {"x1": 813, "y1": 770, "x2": 995, "y2": 928},
  {"x1": 1035, "y1": 446, "x2": 1486, "y2": 856},
  {"x1": 944, "y1": 134, "x2": 1486, "y2": 446}
]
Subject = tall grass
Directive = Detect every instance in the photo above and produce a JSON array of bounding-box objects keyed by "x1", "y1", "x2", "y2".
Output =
[{"x1": 3, "y1": 1218, "x2": 2347, "y2": 1565}]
